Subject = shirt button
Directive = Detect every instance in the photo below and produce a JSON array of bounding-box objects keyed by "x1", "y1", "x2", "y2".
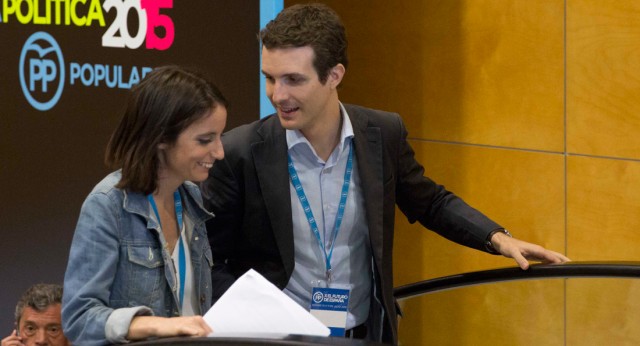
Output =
[{"x1": 195, "y1": 236, "x2": 199, "y2": 241}]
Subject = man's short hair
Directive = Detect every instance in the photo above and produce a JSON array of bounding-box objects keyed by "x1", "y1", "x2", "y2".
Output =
[
  {"x1": 14, "y1": 284, "x2": 63, "y2": 327},
  {"x1": 259, "y1": 3, "x2": 348, "y2": 84}
]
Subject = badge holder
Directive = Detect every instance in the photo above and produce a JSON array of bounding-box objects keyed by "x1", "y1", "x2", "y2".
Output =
[{"x1": 309, "y1": 286, "x2": 350, "y2": 337}]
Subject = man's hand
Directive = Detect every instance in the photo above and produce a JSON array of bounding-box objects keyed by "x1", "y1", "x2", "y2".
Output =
[
  {"x1": 490, "y1": 232, "x2": 570, "y2": 270},
  {"x1": 1, "y1": 330, "x2": 24, "y2": 346}
]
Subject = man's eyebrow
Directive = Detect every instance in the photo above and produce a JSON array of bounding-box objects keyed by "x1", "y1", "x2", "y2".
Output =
[{"x1": 261, "y1": 71, "x2": 305, "y2": 79}]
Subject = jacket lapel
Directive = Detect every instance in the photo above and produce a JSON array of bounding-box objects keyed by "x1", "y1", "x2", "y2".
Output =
[
  {"x1": 348, "y1": 105, "x2": 384, "y2": 262},
  {"x1": 251, "y1": 118, "x2": 296, "y2": 278}
]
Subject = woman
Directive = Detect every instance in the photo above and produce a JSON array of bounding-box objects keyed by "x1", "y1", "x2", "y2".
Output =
[{"x1": 62, "y1": 65, "x2": 227, "y2": 345}]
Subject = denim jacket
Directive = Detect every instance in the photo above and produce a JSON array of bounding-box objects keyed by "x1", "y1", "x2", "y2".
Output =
[{"x1": 62, "y1": 171, "x2": 214, "y2": 346}]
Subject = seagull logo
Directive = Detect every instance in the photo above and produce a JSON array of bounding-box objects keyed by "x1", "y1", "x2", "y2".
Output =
[
  {"x1": 19, "y1": 32, "x2": 66, "y2": 111},
  {"x1": 313, "y1": 291, "x2": 324, "y2": 304}
]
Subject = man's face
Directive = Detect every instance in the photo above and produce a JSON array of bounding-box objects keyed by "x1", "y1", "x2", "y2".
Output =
[
  {"x1": 262, "y1": 46, "x2": 342, "y2": 134},
  {"x1": 17, "y1": 304, "x2": 69, "y2": 346}
]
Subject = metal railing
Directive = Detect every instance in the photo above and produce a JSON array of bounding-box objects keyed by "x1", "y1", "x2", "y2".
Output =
[{"x1": 393, "y1": 261, "x2": 640, "y2": 300}]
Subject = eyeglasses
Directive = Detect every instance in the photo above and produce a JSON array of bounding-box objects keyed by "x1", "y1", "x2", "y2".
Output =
[{"x1": 20, "y1": 323, "x2": 63, "y2": 337}]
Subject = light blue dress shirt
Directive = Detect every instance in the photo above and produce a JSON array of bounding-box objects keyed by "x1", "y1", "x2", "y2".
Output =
[{"x1": 283, "y1": 104, "x2": 371, "y2": 329}]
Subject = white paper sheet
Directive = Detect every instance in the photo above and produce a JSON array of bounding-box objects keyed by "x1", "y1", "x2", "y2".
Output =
[{"x1": 203, "y1": 269, "x2": 330, "y2": 338}]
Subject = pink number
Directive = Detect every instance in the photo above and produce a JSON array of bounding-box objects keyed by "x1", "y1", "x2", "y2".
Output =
[{"x1": 141, "y1": 0, "x2": 174, "y2": 51}]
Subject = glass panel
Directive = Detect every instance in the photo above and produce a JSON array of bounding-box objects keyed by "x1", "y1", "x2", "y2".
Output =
[{"x1": 397, "y1": 278, "x2": 640, "y2": 345}]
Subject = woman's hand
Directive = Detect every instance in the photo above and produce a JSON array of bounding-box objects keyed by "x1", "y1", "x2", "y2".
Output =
[{"x1": 127, "y1": 315, "x2": 212, "y2": 341}]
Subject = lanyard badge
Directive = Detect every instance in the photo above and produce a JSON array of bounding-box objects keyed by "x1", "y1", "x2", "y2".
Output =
[
  {"x1": 287, "y1": 143, "x2": 354, "y2": 282},
  {"x1": 288, "y1": 142, "x2": 354, "y2": 335},
  {"x1": 310, "y1": 287, "x2": 350, "y2": 337}
]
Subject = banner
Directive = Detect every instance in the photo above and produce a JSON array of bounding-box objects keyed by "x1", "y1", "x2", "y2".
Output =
[{"x1": 0, "y1": 0, "x2": 262, "y2": 331}]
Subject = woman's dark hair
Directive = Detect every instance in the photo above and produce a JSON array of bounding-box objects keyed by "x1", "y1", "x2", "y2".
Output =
[
  {"x1": 105, "y1": 65, "x2": 228, "y2": 195},
  {"x1": 259, "y1": 3, "x2": 348, "y2": 84}
]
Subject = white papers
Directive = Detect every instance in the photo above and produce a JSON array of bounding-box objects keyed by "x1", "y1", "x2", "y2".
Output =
[{"x1": 203, "y1": 269, "x2": 330, "y2": 338}]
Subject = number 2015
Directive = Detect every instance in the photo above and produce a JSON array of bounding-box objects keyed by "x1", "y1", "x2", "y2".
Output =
[{"x1": 102, "y1": 0, "x2": 174, "y2": 50}]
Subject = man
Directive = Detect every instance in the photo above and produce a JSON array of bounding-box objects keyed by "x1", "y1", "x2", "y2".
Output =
[
  {"x1": 2, "y1": 284, "x2": 70, "y2": 346},
  {"x1": 203, "y1": 3, "x2": 570, "y2": 344}
]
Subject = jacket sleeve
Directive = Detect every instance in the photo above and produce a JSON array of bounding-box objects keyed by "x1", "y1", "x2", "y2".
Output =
[
  {"x1": 62, "y1": 192, "x2": 151, "y2": 346},
  {"x1": 391, "y1": 114, "x2": 501, "y2": 252}
]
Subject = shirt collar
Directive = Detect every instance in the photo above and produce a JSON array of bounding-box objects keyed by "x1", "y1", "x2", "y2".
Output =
[{"x1": 286, "y1": 102, "x2": 354, "y2": 152}]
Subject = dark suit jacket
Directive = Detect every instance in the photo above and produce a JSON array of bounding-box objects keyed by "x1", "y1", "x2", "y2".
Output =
[{"x1": 203, "y1": 104, "x2": 501, "y2": 344}]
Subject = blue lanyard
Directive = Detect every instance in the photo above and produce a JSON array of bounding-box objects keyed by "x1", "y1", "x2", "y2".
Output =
[
  {"x1": 287, "y1": 143, "x2": 353, "y2": 282},
  {"x1": 148, "y1": 191, "x2": 186, "y2": 309}
]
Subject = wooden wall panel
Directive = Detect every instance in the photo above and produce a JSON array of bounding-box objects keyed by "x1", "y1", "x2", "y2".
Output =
[
  {"x1": 567, "y1": 156, "x2": 640, "y2": 260},
  {"x1": 321, "y1": 0, "x2": 564, "y2": 152},
  {"x1": 398, "y1": 281, "x2": 565, "y2": 345},
  {"x1": 564, "y1": 3, "x2": 640, "y2": 343},
  {"x1": 395, "y1": 141, "x2": 565, "y2": 285},
  {"x1": 563, "y1": 155, "x2": 640, "y2": 345},
  {"x1": 414, "y1": 0, "x2": 563, "y2": 151},
  {"x1": 567, "y1": 0, "x2": 640, "y2": 159},
  {"x1": 567, "y1": 280, "x2": 640, "y2": 345},
  {"x1": 394, "y1": 141, "x2": 565, "y2": 344}
]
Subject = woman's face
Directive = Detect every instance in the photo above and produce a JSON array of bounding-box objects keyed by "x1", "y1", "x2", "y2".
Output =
[{"x1": 161, "y1": 106, "x2": 227, "y2": 184}]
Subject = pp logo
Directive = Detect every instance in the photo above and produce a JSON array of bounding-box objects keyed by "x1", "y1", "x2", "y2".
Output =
[
  {"x1": 313, "y1": 292, "x2": 324, "y2": 304},
  {"x1": 19, "y1": 32, "x2": 65, "y2": 111}
]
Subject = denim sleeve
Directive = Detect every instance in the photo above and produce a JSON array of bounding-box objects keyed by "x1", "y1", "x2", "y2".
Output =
[
  {"x1": 62, "y1": 191, "x2": 141, "y2": 346},
  {"x1": 105, "y1": 306, "x2": 153, "y2": 343}
]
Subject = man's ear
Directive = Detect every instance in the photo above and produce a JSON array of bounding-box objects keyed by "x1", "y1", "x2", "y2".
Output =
[{"x1": 328, "y1": 63, "x2": 345, "y2": 89}]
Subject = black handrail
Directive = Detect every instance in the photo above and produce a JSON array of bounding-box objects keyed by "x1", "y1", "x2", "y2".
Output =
[{"x1": 393, "y1": 261, "x2": 640, "y2": 300}]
